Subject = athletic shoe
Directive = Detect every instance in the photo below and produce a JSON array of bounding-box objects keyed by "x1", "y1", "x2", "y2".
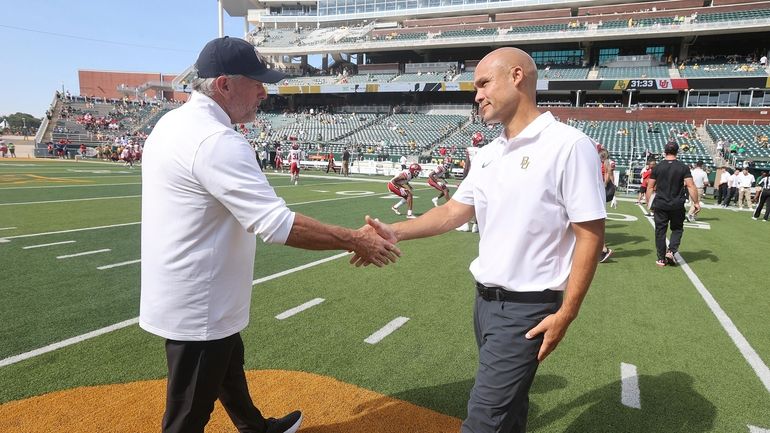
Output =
[
  {"x1": 406, "y1": 214, "x2": 416, "y2": 219},
  {"x1": 431, "y1": 197, "x2": 439, "y2": 207},
  {"x1": 599, "y1": 248, "x2": 613, "y2": 263},
  {"x1": 455, "y1": 223, "x2": 470, "y2": 232},
  {"x1": 656, "y1": 259, "x2": 666, "y2": 267},
  {"x1": 665, "y1": 250, "x2": 677, "y2": 266},
  {"x1": 471, "y1": 223, "x2": 479, "y2": 233},
  {"x1": 391, "y1": 206, "x2": 401, "y2": 215},
  {"x1": 752, "y1": 217, "x2": 758, "y2": 220},
  {"x1": 686, "y1": 214, "x2": 693, "y2": 222},
  {"x1": 266, "y1": 411, "x2": 303, "y2": 433}
]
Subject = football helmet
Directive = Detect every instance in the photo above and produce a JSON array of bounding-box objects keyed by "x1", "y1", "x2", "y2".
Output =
[
  {"x1": 471, "y1": 131, "x2": 484, "y2": 147},
  {"x1": 443, "y1": 162, "x2": 452, "y2": 170},
  {"x1": 408, "y1": 163, "x2": 422, "y2": 176}
]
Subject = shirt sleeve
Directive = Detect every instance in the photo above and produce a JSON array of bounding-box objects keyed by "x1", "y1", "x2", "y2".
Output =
[
  {"x1": 453, "y1": 154, "x2": 480, "y2": 206},
  {"x1": 192, "y1": 131, "x2": 295, "y2": 244},
  {"x1": 560, "y1": 137, "x2": 607, "y2": 223}
]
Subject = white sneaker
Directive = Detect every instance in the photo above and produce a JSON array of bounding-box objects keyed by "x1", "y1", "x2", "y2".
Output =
[
  {"x1": 406, "y1": 214, "x2": 416, "y2": 219},
  {"x1": 391, "y1": 206, "x2": 401, "y2": 215},
  {"x1": 431, "y1": 197, "x2": 439, "y2": 207},
  {"x1": 471, "y1": 223, "x2": 478, "y2": 233},
  {"x1": 456, "y1": 223, "x2": 470, "y2": 232}
]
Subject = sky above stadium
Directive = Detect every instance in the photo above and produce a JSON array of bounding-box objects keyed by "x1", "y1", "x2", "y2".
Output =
[{"x1": 0, "y1": 1, "x2": 250, "y2": 118}]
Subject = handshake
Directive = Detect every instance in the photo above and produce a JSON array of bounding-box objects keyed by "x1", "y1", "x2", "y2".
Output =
[{"x1": 348, "y1": 216, "x2": 401, "y2": 267}]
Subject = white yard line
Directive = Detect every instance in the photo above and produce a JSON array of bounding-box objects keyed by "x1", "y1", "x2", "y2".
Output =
[
  {"x1": 0, "y1": 195, "x2": 141, "y2": 206},
  {"x1": 252, "y1": 252, "x2": 350, "y2": 285},
  {"x1": 637, "y1": 204, "x2": 770, "y2": 393},
  {"x1": 0, "y1": 252, "x2": 351, "y2": 368},
  {"x1": 620, "y1": 362, "x2": 641, "y2": 409},
  {"x1": 364, "y1": 317, "x2": 410, "y2": 344},
  {"x1": 0, "y1": 318, "x2": 140, "y2": 368},
  {"x1": 57, "y1": 249, "x2": 111, "y2": 259},
  {"x1": 2, "y1": 222, "x2": 140, "y2": 240},
  {"x1": 22, "y1": 240, "x2": 76, "y2": 249},
  {"x1": 0, "y1": 227, "x2": 17, "y2": 230},
  {"x1": 0, "y1": 182, "x2": 141, "y2": 190},
  {"x1": 97, "y1": 259, "x2": 141, "y2": 270},
  {"x1": 275, "y1": 298, "x2": 325, "y2": 320},
  {"x1": 748, "y1": 425, "x2": 770, "y2": 433}
]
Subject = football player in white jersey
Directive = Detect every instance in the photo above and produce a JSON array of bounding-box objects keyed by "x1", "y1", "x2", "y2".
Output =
[
  {"x1": 288, "y1": 142, "x2": 303, "y2": 185},
  {"x1": 388, "y1": 163, "x2": 421, "y2": 219},
  {"x1": 428, "y1": 162, "x2": 452, "y2": 206}
]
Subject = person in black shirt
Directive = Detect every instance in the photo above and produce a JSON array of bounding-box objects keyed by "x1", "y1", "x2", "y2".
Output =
[
  {"x1": 753, "y1": 171, "x2": 770, "y2": 221},
  {"x1": 645, "y1": 142, "x2": 700, "y2": 267}
]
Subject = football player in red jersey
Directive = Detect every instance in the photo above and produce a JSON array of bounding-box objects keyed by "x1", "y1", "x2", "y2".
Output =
[
  {"x1": 388, "y1": 163, "x2": 421, "y2": 219},
  {"x1": 288, "y1": 142, "x2": 303, "y2": 185},
  {"x1": 428, "y1": 162, "x2": 452, "y2": 206}
]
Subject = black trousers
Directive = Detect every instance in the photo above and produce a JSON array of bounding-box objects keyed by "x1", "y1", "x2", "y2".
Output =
[
  {"x1": 654, "y1": 208, "x2": 685, "y2": 260},
  {"x1": 717, "y1": 183, "x2": 728, "y2": 204},
  {"x1": 163, "y1": 333, "x2": 267, "y2": 433},
  {"x1": 462, "y1": 293, "x2": 561, "y2": 433},
  {"x1": 723, "y1": 187, "x2": 737, "y2": 206},
  {"x1": 754, "y1": 190, "x2": 770, "y2": 220}
]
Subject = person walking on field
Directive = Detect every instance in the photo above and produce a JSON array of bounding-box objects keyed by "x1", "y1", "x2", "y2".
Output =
[
  {"x1": 140, "y1": 36, "x2": 399, "y2": 433},
  {"x1": 645, "y1": 142, "x2": 700, "y2": 267},
  {"x1": 357, "y1": 47, "x2": 606, "y2": 433}
]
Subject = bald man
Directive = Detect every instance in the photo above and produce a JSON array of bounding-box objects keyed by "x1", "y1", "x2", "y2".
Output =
[{"x1": 357, "y1": 47, "x2": 606, "y2": 433}]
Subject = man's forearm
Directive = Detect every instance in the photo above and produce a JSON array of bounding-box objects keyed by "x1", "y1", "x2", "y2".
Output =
[
  {"x1": 284, "y1": 213, "x2": 356, "y2": 251},
  {"x1": 392, "y1": 199, "x2": 474, "y2": 242},
  {"x1": 558, "y1": 219, "x2": 604, "y2": 322}
]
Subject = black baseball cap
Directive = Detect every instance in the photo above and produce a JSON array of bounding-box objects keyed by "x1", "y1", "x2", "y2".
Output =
[{"x1": 195, "y1": 36, "x2": 285, "y2": 84}]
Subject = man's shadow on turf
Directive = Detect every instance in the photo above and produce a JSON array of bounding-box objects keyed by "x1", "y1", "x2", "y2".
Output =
[{"x1": 529, "y1": 371, "x2": 716, "y2": 433}]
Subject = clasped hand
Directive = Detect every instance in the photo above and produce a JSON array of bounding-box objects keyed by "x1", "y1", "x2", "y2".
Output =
[{"x1": 350, "y1": 216, "x2": 399, "y2": 267}]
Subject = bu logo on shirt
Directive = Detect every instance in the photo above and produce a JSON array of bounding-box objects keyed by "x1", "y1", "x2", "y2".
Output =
[{"x1": 520, "y1": 156, "x2": 530, "y2": 169}]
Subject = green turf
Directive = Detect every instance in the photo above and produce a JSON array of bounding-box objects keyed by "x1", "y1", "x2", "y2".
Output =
[{"x1": 1, "y1": 159, "x2": 769, "y2": 431}]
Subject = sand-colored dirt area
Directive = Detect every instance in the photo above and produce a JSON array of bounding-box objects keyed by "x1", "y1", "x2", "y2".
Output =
[{"x1": 0, "y1": 369, "x2": 462, "y2": 432}]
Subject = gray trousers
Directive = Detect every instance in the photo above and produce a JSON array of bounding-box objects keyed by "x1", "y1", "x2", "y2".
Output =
[{"x1": 462, "y1": 294, "x2": 561, "y2": 433}]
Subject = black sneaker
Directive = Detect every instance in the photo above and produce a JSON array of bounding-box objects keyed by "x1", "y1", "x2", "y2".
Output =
[
  {"x1": 599, "y1": 248, "x2": 613, "y2": 263},
  {"x1": 266, "y1": 411, "x2": 303, "y2": 433}
]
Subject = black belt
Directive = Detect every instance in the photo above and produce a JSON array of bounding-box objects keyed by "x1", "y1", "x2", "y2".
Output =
[{"x1": 476, "y1": 282, "x2": 562, "y2": 303}]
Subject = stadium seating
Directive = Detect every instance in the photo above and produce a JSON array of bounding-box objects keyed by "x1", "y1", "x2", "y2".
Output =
[
  {"x1": 596, "y1": 67, "x2": 670, "y2": 79},
  {"x1": 706, "y1": 124, "x2": 770, "y2": 168}
]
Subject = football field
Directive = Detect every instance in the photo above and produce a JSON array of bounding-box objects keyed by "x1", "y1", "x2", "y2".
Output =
[{"x1": 0, "y1": 158, "x2": 768, "y2": 432}]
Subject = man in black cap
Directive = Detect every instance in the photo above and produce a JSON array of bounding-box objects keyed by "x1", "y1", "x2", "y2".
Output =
[
  {"x1": 140, "y1": 37, "x2": 400, "y2": 433},
  {"x1": 645, "y1": 142, "x2": 700, "y2": 267}
]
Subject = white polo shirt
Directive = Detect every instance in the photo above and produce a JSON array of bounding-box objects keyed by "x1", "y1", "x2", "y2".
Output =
[
  {"x1": 690, "y1": 167, "x2": 708, "y2": 189},
  {"x1": 738, "y1": 172, "x2": 755, "y2": 188},
  {"x1": 140, "y1": 92, "x2": 295, "y2": 341},
  {"x1": 453, "y1": 112, "x2": 606, "y2": 292}
]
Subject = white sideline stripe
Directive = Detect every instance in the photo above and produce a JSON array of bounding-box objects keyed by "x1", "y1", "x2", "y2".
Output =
[
  {"x1": 0, "y1": 227, "x2": 17, "y2": 230},
  {"x1": 0, "y1": 182, "x2": 141, "y2": 190},
  {"x1": 97, "y1": 259, "x2": 140, "y2": 270},
  {"x1": 57, "y1": 249, "x2": 111, "y2": 259},
  {"x1": 620, "y1": 362, "x2": 641, "y2": 409},
  {"x1": 23, "y1": 240, "x2": 76, "y2": 249},
  {"x1": 252, "y1": 252, "x2": 350, "y2": 285},
  {"x1": 749, "y1": 425, "x2": 770, "y2": 433},
  {"x1": 275, "y1": 298, "x2": 325, "y2": 320},
  {"x1": 0, "y1": 252, "x2": 351, "y2": 368},
  {"x1": 3, "y1": 222, "x2": 140, "y2": 240},
  {"x1": 637, "y1": 204, "x2": 770, "y2": 393},
  {"x1": 0, "y1": 318, "x2": 139, "y2": 368},
  {"x1": 0, "y1": 195, "x2": 141, "y2": 206},
  {"x1": 365, "y1": 317, "x2": 410, "y2": 344}
]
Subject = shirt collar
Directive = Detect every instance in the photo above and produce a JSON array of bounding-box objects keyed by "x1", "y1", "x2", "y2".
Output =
[
  {"x1": 188, "y1": 91, "x2": 233, "y2": 126},
  {"x1": 498, "y1": 111, "x2": 556, "y2": 146}
]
